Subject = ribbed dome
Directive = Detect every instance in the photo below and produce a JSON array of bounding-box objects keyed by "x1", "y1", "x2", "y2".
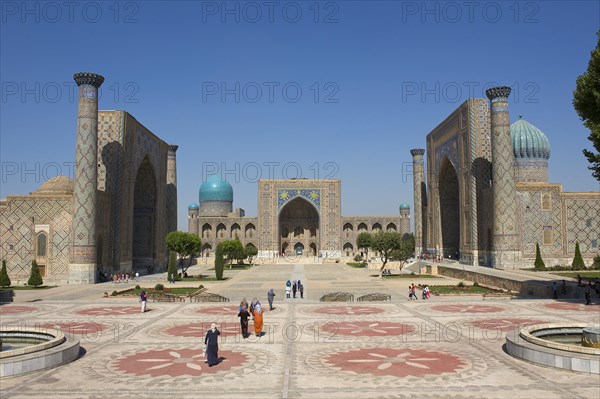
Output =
[
  {"x1": 399, "y1": 204, "x2": 411, "y2": 210},
  {"x1": 36, "y1": 176, "x2": 74, "y2": 194},
  {"x1": 511, "y1": 117, "x2": 550, "y2": 160},
  {"x1": 199, "y1": 175, "x2": 233, "y2": 202},
  {"x1": 188, "y1": 202, "x2": 199, "y2": 210}
]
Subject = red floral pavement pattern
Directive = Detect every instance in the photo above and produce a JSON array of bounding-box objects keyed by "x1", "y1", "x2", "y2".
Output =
[
  {"x1": 325, "y1": 347, "x2": 466, "y2": 378},
  {"x1": 326, "y1": 321, "x2": 416, "y2": 337},
  {"x1": 76, "y1": 306, "x2": 141, "y2": 316},
  {"x1": 544, "y1": 302, "x2": 600, "y2": 312},
  {"x1": 195, "y1": 305, "x2": 240, "y2": 315},
  {"x1": 115, "y1": 348, "x2": 248, "y2": 377},
  {"x1": 0, "y1": 305, "x2": 38, "y2": 314},
  {"x1": 313, "y1": 306, "x2": 385, "y2": 315},
  {"x1": 164, "y1": 322, "x2": 253, "y2": 338},
  {"x1": 471, "y1": 318, "x2": 545, "y2": 332},
  {"x1": 431, "y1": 304, "x2": 504, "y2": 313}
]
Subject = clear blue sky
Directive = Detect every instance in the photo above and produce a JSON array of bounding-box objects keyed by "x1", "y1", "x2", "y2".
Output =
[{"x1": 1, "y1": 0, "x2": 599, "y2": 231}]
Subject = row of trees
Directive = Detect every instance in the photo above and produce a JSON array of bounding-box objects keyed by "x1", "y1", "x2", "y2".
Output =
[
  {"x1": 534, "y1": 241, "x2": 596, "y2": 269},
  {"x1": 0, "y1": 259, "x2": 44, "y2": 288},
  {"x1": 356, "y1": 231, "x2": 415, "y2": 277}
]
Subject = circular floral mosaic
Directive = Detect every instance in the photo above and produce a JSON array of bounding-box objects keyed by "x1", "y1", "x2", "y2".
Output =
[
  {"x1": 164, "y1": 322, "x2": 253, "y2": 338},
  {"x1": 430, "y1": 304, "x2": 504, "y2": 314},
  {"x1": 114, "y1": 348, "x2": 248, "y2": 377},
  {"x1": 0, "y1": 305, "x2": 39, "y2": 314},
  {"x1": 325, "y1": 321, "x2": 416, "y2": 337},
  {"x1": 76, "y1": 306, "x2": 142, "y2": 316},
  {"x1": 471, "y1": 318, "x2": 545, "y2": 332},
  {"x1": 325, "y1": 347, "x2": 466, "y2": 378},
  {"x1": 544, "y1": 302, "x2": 600, "y2": 312},
  {"x1": 313, "y1": 306, "x2": 385, "y2": 316}
]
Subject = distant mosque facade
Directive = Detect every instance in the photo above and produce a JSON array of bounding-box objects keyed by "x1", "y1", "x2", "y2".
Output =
[
  {"x1": 411, "y1": 86, "x2": 600, "y2": 269},
  {"x1": 187, "y1": 177, "x2": 411, "y2": 260}
]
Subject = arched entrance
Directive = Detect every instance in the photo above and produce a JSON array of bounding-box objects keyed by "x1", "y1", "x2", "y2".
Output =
[
  {"x1": 278, "y1": 197, "x2": 319, "y2": 257},
  {"x1": 133, "y1": 157, "x2": 157, "y2": 271},
  {"x1": 439, "y1": 157, "x2": 460, "y2": 259}
]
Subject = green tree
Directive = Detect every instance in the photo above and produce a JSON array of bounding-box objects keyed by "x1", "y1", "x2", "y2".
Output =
[
  {"x1": 165, "y1": 231, "x2": 201, "y2": 274},
  {"x1": 167, "y1": 251, "x2": 178, "y2": 281},
  {"x1": 573, "y1": 30, "x2": 600, "y2": 181},
  {"x1": 534, "y1": 243, "x2": 545, "y2": 269},
  {"x1": 372, "y1": 231, "x2": 402, "y2": 277},
  {"x1": 0, "y1": 260, "x2": 11, "y2": 287},
  {"x1": 390, "y1": 233, "x2": 416, "y2": 272},
  {"x1": 28, "y1": 260, "x2": 43, "y2": 287},
  {"x1": 356, "y1": 232, "x2": 373, "y2": 264},
  {"x1": 244, "y1": 245, "x2": 258, "y2": 264},
  {"x1": 572, "y1": 241, "x2": 586, "y2": 269},
  {"x1": 214, "y1": 243, "x2": 225, "y2": 280},
  {"x1": 219, "y1": 239, "x2": 244, "y2": 266}
]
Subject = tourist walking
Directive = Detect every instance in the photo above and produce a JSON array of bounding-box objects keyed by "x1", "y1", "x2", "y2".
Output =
[
  {"x1": 584, "y1": 282, "x2": 592, "y2": 305},
  {"x1": 253, "y1": 303, "x2": 264, "y2": 337},
  {"x1": 411, "y1": 283, "x2": 418, "y2": 300},
  {"x1": 285, "y1": 282, "x2": 291, "y2": 298},
  {"x1": 552, "y1": 282, "x2": 558, "y2": 299},
  {"x1": 204, "y1": 323, "x2": 221, "y2": 366},
  {"x1": 299, "y1": 284, "x2": 304, "y2": 299},
  {"x1": 140, "y1": 290, "x2": 147, "y2": 313},
  {"x1": 292, "y1": 282, "x2": 297, "y2": 298},
  {"x1": 267, "y1": 288, "x2": 276, "y2": 310},
  {"x1": 408, "y1": 286, "x2": 414, "y2": 301},
  {"x1": 238, "y1": 306, "x2": 250, "y2": 338}
]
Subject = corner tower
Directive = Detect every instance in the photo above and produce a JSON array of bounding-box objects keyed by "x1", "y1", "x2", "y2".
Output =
[
  {"x1": 69, "y1": 72, "x2": 104, "y2": 284},
  {"x1": 410, "y1": 148, "x2": 425, "y2": 255},
  {"x1": 486, "y1": 86, "x2": 522, "y2": 269}
]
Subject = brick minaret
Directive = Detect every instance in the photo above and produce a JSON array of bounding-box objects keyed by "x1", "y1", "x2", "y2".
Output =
[
  {"x1": 166, "y1": 144, "x2": 178, "y2": 233},
  {"x1": 69, "y1": 72, "x2": 104, "y2": 284},
  {"x1": 486, "y1": 86, "x2": 522, "y2": 269},
  {"x1": 410, "y1": 149, "x2": 425, "y2": 255}
]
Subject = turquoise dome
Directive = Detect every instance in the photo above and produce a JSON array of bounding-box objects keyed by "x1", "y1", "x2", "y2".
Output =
[
  {"x1": 188, "y1": 202, "x2": 199, "y2": 210},
  {"x1": 199, "y1": 175, "x2": 233, "y2": 202},
  {"x1": 399, "y1": 204, "x2": 411, "y2": 210},
  {"x1": 511, "y1": 117, "x2": 550, "y2": 160}
]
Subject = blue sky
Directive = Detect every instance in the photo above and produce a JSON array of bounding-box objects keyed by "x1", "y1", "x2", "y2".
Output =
[{"x1": 1, "y1": 0, "x2": 599, "y2": 231}]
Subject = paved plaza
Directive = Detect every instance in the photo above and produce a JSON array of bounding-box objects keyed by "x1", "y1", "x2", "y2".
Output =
[{"x1": 1, "y1": 263, "x2": 599, "y2": 399}]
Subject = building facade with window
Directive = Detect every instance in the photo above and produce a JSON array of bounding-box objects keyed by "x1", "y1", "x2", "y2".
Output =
[
  {"x1": 188, "y1": 177, "x2": 411, "y2": 260},
  {"x1": 411, "y1": 86, "x2": 600, "y2": 269}
]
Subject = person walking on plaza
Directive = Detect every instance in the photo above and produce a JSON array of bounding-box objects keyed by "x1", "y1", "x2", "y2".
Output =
[
  {"x1": 285, "y1": 281, "x2": 291, "y2": 298},
  {"x1": 267, "y1": 288, "x2": 276, "y2": 310},
  {"x1": 411, "y1": 283, "x2": 418, "y2": 300},
  {"x1": 204, "y1": 323, "x2": 221, "y2": 367},
  {"x1": 552, "y1": 282, "x2": 558, "y2": 299},
  {"x1": 299, "y1": 284, "x2": 304, "y2": 299},
  {"x1": 292, "y1": 282, "x2": 297, "y2": 298},
  {"x1": 140, "y1": 290, "x2": 147, "y2": 313},
  {"x1": 408, "y1": 286, "x2": 414, "y2": 301},
  {"x1": 238, "y1": 305, "x2": 250, "y2": 338},
  {"x1": 253, "y1": 303, "x2": 264, "y2": 337},
  {"x1": 584, "y1": 281, "x2": 592, "y2": 305}
]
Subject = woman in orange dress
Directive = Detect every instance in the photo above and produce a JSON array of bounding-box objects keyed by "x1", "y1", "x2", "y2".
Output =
[{"x1": 253, "y1": 303, "x2": 264, "y2": 337}]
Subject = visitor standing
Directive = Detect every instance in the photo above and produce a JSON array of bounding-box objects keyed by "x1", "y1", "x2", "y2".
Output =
[
  {"x1": 285, "y1": 282, "x2": 291, "y2": 298},
  {"x1": 267, "y1": 288, "x2": 276, "y2": 310},
  {"x1": 140, "y1": 290, "x2": 147, "y2": 313},
  {"x1": 204, "y1": 323, "x2": 221, "y2": 366},
  {"x1": 292, "y1": 282, "x2": 297, "y2": 298},
  {"x1": 552, "y1": 282, "x2": 558, "y2": 299},
  {"x1": 299, "y1": 284, "x2": 304, "y2": 299},
  {"x1": 584, "y1": 281, "x2": 592, "y2": 305},
  {"x1": 253, "y1": 303, "x2": 264, "y2": 337},
  {"x1": 238, "y1": 306, "x2": 250, "y2": 338}
]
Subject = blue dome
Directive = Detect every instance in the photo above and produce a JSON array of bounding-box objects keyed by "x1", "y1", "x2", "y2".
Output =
[
  {"x1": 399, "y1": 204, "x2": 411, "y2": 210},
  {"x1": 199, "y1": 175, "x2": 233, "y2": 202},
  {"x1": 188, "y1": 202, "x2": 199, "y2": 210},
  {"x1": 511, "y1": 117, "x2": 550, "y2": 160}
]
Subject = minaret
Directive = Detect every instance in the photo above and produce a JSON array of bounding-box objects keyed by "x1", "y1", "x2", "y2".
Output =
[
  {"x1": 188, "y1": 203, "x2": 200, "y2": 236},
  {"x1": 485, "y1": 86, "x2": 522, "y2": 269},
  {"x1": 69, "y1": 72, "x2": 104, "y2": 284},
  {"x1": 399, "y1": 205, "x2": 410, "y2": 237},
  {"x1": 410, "y1": 149, "x2": 425, "y2": 255},
  {"x1": 166, "y1": 144, "x2": 178, "y2": 233}
]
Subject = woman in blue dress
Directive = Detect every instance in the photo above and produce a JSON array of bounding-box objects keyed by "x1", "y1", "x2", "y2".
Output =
[{"x1": 204, "y1": 323, "x2": 221, "y2": 366}]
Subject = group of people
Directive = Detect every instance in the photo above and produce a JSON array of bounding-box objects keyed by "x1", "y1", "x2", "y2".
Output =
[
  {"x1": 285, "y1": 279, "x2": 304, "y2": 298},
  {"x1": 408, "y1": 283, "x2": 430, "y2": 300},
  {"x1": 111, "y1": 272, "x2": 139, "y2": 283},
  {"x1": 552, "y1": 277, "x2": 600, "y2": 305},
  {"x1": 237, "y1": 294, "x2": 270, "y2": 339}
]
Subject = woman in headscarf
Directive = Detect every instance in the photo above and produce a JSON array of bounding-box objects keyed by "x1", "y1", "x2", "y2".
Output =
[
  {"x1": 238, "y1": 304, "x2": 250, "y2": 338},
  {"x1": 240, "y1": 297, "x2": 248, "y2": 310},
  {"x1": 253, "y1": 303, "x2": 264, "y2": 337},
  {"x1": 204, "y1": 322, "x2": 221, "y2": 366}
]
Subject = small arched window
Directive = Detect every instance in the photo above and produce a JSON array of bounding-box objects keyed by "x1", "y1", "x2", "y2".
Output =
[{"x1": 37, "y1": 233, "x2": 47, "y2": 257}]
